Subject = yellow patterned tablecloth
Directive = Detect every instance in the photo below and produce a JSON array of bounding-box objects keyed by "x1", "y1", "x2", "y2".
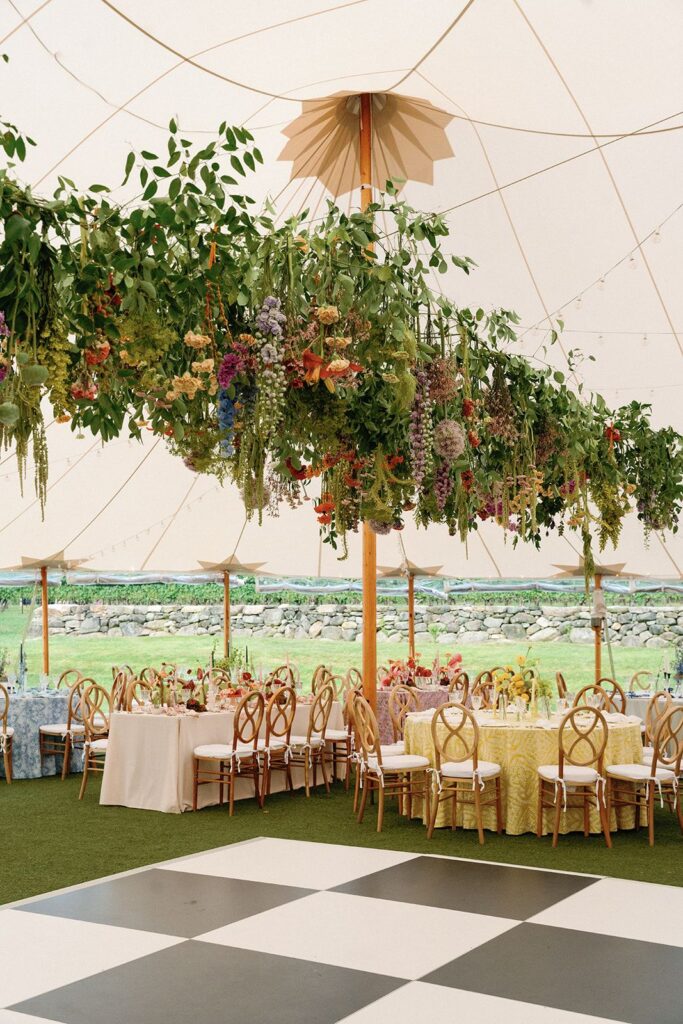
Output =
[{"x1": 404, "y1": 713, "x2": 644, "y2": 835}]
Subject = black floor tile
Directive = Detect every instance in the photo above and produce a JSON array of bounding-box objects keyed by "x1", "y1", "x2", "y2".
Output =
[
  {"x1": 332, "y1": 856, "x2": 598, "y2": 920},
  {"x1": 19, "y1": 869, "x2": 313, "y2": 937},
  {"x1": 423, "y1": 922, "x2": 683, "y2": 1024},
  {"x1": 11, "y1": 940, "x2": 406, "y2": 1024}
]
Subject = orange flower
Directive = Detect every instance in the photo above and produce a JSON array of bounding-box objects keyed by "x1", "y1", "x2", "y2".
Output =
[
  {"x1": 302, "y1": 348, "x2": 324, "y2": 383},
  {"x1": 314, "y1": 500, "x2": 336, "y2": 514},
  {"x1": 317, "y1": 513, "x2": 332, "y2": 525}
]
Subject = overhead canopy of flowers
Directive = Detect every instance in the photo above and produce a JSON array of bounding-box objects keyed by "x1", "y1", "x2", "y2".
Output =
[{"x1": 1, "y1": 103, "x2": 682, "y2": 579}]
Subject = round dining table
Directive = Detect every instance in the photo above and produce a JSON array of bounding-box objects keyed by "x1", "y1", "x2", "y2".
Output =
[
  {"x1": 100, "y1": 698, "x2": 344, "y2": 813},
  {"x1": 0, "y1": 690, "x2": 81, "y2": 780},
  {"x1": 375, "y1": 685, "x2": 449, "y2": 744},
  {"x1": 403, "y1": 708, "x2": 644, "y2": 835}
]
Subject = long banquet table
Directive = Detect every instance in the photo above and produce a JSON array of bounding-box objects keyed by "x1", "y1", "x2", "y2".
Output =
[
  {"x1": 404, "y1": 709, "x2": 644, "y2": 835},
  {"x1": 100, "y1": 700, "x2": 344, "y2": 813}
]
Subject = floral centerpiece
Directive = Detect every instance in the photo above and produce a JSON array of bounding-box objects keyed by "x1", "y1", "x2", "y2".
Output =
[
  {"x1": 434, "y1": 653, "x2": 464, "y2": 687},
  {"x1": 380, "y1": 656, "x2": 433, "y2": 688},
  {"x1": 492, "y1": 652, "x2": 552, "y2": 707}
]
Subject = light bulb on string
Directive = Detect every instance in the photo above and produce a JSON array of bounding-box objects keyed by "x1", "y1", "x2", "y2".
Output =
[
  {"x1": 643, "y1": 334, "x2": 649, "y2": 346},
  {"x1": 597, "y1": 277, "x2": 606, "y2": 291},
  {"x1": 574, "y1": 296, "x2": 582, "y2": 310},
  {"x1": 597, "y1": 334, "x2": 604, "y2": 345},
  {"x1": 652, "y1": 230, "x2": 661, "y2": 244},
  {"x1": 628, "y1": 255, "x2": 637, "y2": 270}
]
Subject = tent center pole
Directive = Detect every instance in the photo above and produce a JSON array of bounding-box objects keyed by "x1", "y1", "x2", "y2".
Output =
[
  {"x1": 359, "y1": 93, "x2": 377, "y2": 709},
  {"x1": 594, "y1": 573, "x2": 603, "y2": 683},
  {"x1": 223, "y1": 570, "x2": 230, "y2": 659},
  {"x1": 41, "y1": 565, "x2": 49, "y2": 675},
  {"x1": 407, "y1": 574, "x2": 415, "y2": 659}
]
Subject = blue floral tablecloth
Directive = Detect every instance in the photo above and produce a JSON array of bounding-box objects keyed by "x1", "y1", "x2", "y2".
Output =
[{"x1": 0, "y1": 692, "x2": 82, "y2": 780}]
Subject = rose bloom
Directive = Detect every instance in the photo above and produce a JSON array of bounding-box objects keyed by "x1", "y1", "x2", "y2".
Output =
[
  {"x1": 192, "y1": 358, "x2": 214, "y2": 374},
  {"x1": 316, "y1": 305, "x2": 340, "y2": 325},
  {"x1": 184, "y1": 330, "x2": 211, "y2": 349}
]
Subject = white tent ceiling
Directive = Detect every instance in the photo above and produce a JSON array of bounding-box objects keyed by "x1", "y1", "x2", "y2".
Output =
[{"x1": 1, "y1": 0, "x2": 682, "y2": 579}]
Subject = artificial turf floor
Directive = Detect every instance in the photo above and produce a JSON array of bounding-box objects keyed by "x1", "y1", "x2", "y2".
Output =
[{"x1": 1, "y1": 775, "x2": 681, "y2": 906}]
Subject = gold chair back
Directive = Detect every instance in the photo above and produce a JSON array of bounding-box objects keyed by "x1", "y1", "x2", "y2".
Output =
[
  {"x1": 309, "y1": 682, "x2": 335, "y2": 740},
  {"x1": 267, "y1": 664, "x2": 296, "y2": 689},
  {"x1": 472, "y1": 669, "x2": 501, "y2": 709},
  {"x1": 352, "y1": 694, "x2": 382, "y2": 763},
  {"x1": 430, "y1": 702, "x2": 478, "y2": 769},
  {"x1": 650, "y1": 707, "x2": 683, "y2": 772},
  {"x1": 0, "y1": 682, "x2": 9, "y2": 734},
  {"x1": 558, "y1": 706, "x2": 608, "y2": 771},
  {"x1": 631, "y1": 670, "x2": 654, "y2": 692},
  {"x1": 388, "y1": 683, "x2": 419, "y2": 742},
  {"x1": 573, "y1": 684, "x2": 614, "y2": 712},
  {"x1": 448, "y1": 671, "x2": 469, "y2": 701},
  {"x1": 312, "y1": 666, "x2": 334, "y2": 694},
  {"x1": 111, "y1": 669, "x2": 130, "y2": 711},
  {"x1": 556, "y1": 671, "x2": 568, "y2": 699},
  {"x1": 346, "y1": 667, "x2": 363, "y2": 690},
  {"x1": 81, "y1": 681, "x2": 110, "y2": 740},
  {"x1": 645, "y1": 690, "x2": 673, "y2": 745},
  {"x1": 66, "y1": 679, "x2": 84, "y2": 729},
  {"x1": 233, "y1": 690, "x2": 265, "y2": 749},
  {"x1": 124, "y1": 678, "x2": 154, "y2": 711},
  {"x1": 57, "y1": 669, "x2": 82, "y2": 690},
  {"x1": 596, "y1": 677, "x2": 627, "y2": 714},
  {"x1": 264, "y1": 686, "x2": 296, "y2": 744}
]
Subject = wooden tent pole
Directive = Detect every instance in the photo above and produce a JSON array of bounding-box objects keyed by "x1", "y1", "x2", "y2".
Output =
[
  {"x1": 223, "y1": 570, "x2": 231, "y2": 659},
  {"x1": 594, "y1": 573, "x2": 603, "y2": 683},
  {"x1": 41, "y1": 565, "x2": 49, "y2": 675},
  {"x1": 359, "y1": 93, "x2": 377, "y2": 709},
  {"x1": 407, "y1": 573, "x2": 415, "y2": 659}
]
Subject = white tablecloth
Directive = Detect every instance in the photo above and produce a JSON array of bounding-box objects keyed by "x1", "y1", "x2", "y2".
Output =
[
  {"x1": 100, "y1": 700, "x2": 344, "y2": 813},
  {"x1": 625, "y1": 694, "x2": 683, "y2": 723}
]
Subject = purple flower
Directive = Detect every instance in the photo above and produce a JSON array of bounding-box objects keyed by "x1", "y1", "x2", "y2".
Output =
[
  {"x1": 0, "y1": 365, "x2": 7, "y2": 384},
  {"x1": 255, "y1": 296, "x2": 286, "y2": 339},
  {"x1": 217, "y1": 351, "x2": 243, "y2": 389},
  {"x1": 0, "y1": 311, "x2": 8, "y2": 338}
]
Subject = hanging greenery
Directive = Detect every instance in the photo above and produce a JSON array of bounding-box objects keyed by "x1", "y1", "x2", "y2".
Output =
[{"x1": 1, "y1": 98, "x2": 682, "y2": 572}]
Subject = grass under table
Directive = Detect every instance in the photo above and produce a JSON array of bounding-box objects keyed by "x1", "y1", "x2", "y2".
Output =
[{"x1": 1, "y1": 774, "x2": 681, "y2": 906}]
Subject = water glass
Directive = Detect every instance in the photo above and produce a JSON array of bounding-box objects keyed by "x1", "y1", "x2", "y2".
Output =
[{"x1": 471, "y1": 694, "x2": 483, "y2": 712}]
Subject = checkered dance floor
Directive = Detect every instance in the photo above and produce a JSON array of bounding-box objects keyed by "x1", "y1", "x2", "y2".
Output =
[{"x1": 2, "y1": 838, "x2": 682, "y2": 1023}]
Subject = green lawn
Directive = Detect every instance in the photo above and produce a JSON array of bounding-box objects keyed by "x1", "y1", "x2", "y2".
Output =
[
  {"x1": 0, "y1": 605, "x2": 665, "y2": 689},
  {"x1": 1, "y1": 775, "x2": 681, "y2": 906}
]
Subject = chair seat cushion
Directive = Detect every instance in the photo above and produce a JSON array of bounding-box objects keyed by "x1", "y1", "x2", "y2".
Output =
[
  {"x1": 325, "y1": 728, "x2": 349, "y2": 742},
  {"x1": 88, "y1": 738, "x2": 108, "y2": 752},
  {"x1": 194, "y1": 744, "x2": 254, "y2": 760},
  {"x1": 441, "y1": 759, "x2": 501, "y2": 780},
  {"x1": 538, "y1": 765, "x2": 599, "y2": 785},
  {"x1": 290, "y1": 733, "x2": 324, "y2": 748},
  {"x1": 607, "y1": 763, "x2": 676, "y2": 783},
  {"x1": 256, "y1": 738, "x2": 287, "y2": 751},
  {"x1": 381, "y1": 740, "x2": 405, "y2": 755},
  {"x1": 368, "y1": 753, "x2": 430, "y2": 771},
  {"x1": 39, "y1": 723, "x2": 85, "y2": 736}
]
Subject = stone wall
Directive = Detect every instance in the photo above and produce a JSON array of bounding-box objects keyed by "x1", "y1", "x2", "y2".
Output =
[{"x1": 29, "y1": 602, "x2": 683, "y2": 648}]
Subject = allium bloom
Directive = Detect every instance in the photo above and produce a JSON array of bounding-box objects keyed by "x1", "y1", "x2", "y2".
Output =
[
  {"x1": 0, "y1": 310, "x2": 9, "y2": 338},
  {"x1": 369, "y1": 519, "x2": 392, "y2": 535},
  {"x1": 217, "y1": 351, "x2": 243, "y2": 389},
  {"x1": 433, "y1": 419, "x2": 466, "y2": 463}
]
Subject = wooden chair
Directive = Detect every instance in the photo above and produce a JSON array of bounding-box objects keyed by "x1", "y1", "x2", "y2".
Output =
[
  {"x1": 267, "y1": 664, "x2": 296, "y2": 690},
  {"x1": 0, "y1": 682, "x2": 13, "y2": 784},
  {"x1": 537, "y1": 706, "x2": 611, "y2": 848},
  {"x1": 311, "y1": 664, "x2": 332, "y2": 691},
  {"x1": 39, "y1": 678, "x2": 85, "y2": 779},
  {"x1": 631, "y1": 670, "x2": 655, "y2": 692},
  {"x1": 556, "y1": 672, "x2": 568, "y2": 700},
  {"x1": 111, "y1": 664, "x2": 133, "y2": 683},
  {"x1": 387, "y1": 683, "x2": 419, "y2": 751},
  {"x1": 448, "y1": 671, "x2": 469, "y2": 702},
  {"x1": 193, "y1": 690, "x2": 265, "y2": 814},
  {"x1": 288, "y1": 683, "x2": 335, "y2": 797},
  {"x1": 140, "y1": 666, "x2": 167, "y2": 703},
  {"x1": 427, "y1": 702, "x2": 502, "y2": 844},
  {"x1": 258, "y1": 685, "x2": 296, "y2": 804},
  {"x1": 642, "y1": 690, "x2": 673, "y2": 762},
  {"x1": 346, "y1": 667, "x2": 363, "y2": 690},
  {"x1": 471, "y1": 669, "x2": 501, "y2": 709},
  {"x1": 57, "y1": 668, "x2": 82, "y2": 690},
  {"x1": 597, "y1": 677, "x2": 627, "y2": 714},
  {"x1": 354, "y1": 694, "x2": 430, "y2": 833},
  {"x1": 572, "y1": 683, "x2": 614, "y2": 711},
  {"x1": 79, "y1": 681, "x2": 110, "y2": 799},
  {"x1": 110, "y1": 669, "x2": 131, "y2": 711},
  {"x1": 607, "y1": 707, "x2": 683, "y2": 845},
  {"x1": 124, "y1": 677, "x2": 154, "y2": 710}
]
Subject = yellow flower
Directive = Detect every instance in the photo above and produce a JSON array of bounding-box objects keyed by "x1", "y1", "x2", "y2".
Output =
[
  {"x1": 192, "y1": 358, "x2": 215, "y2": 374},
  {"x1": 516, "y1": 655, "x2": 526, "y2": 666}
]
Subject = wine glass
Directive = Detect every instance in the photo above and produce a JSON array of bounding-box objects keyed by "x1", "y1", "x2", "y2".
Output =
[{"x1": 471, "y1": 693, "x2": 483, "y2": 712}]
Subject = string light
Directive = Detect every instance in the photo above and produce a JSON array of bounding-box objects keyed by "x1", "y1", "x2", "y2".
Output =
[
  {"x1": 653, "y1": 230, "x2": 661, "y2": 244},
  {"x1": 643, "y1": 334, "x2": 649, "y2": 346},
  {"x1": 597, "y1": 277, "x2": 606, "y2": 290},
  {"x1": 574, "y1": 296, "x2": 582, "y2": 310}
]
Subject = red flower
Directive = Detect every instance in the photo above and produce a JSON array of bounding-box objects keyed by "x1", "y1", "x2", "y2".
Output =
[
  {"x1": 604, "y1": 424, "x2": 621, "y2": 445},
  {"x1": 302, "y1": 348, "x2": 324, "y2": 383},
  {"x1": 461, "y1": 469, "x2": 474, "y2": 491},
  {"x1": 467, "y1": 430, "x2": 481, "y2": 448},
  {"x1": 285, "y1": 457, "x2": 308, "y2": 481},
  {"x1": 462, "y1": 398, "x2": 475, "y2": 418},
  {"x1": 317, "y1": 513, "x2": 332, "y2": 525}
]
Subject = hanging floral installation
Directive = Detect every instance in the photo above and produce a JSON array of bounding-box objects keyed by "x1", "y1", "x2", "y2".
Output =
[{"x1": 1, "y1": 95, "x2": 682, "y2": 576}]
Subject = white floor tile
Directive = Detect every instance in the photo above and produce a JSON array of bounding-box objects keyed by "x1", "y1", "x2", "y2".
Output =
[
  {"x1": 0, "y1": 910, "x2": 182, "y2": 1007},
  {"x1": 336, "y1": 983, "x2": 618, "y2": 1023},
  {"x1": 161, "y1": 837, "x2": 418, "y2": 890},
  {"x1": 529, "y1": 877, "x2": 683, "y2": 947},
  {"x1": 199, "y1": 890, "x2": 517, "y2": 980}
]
